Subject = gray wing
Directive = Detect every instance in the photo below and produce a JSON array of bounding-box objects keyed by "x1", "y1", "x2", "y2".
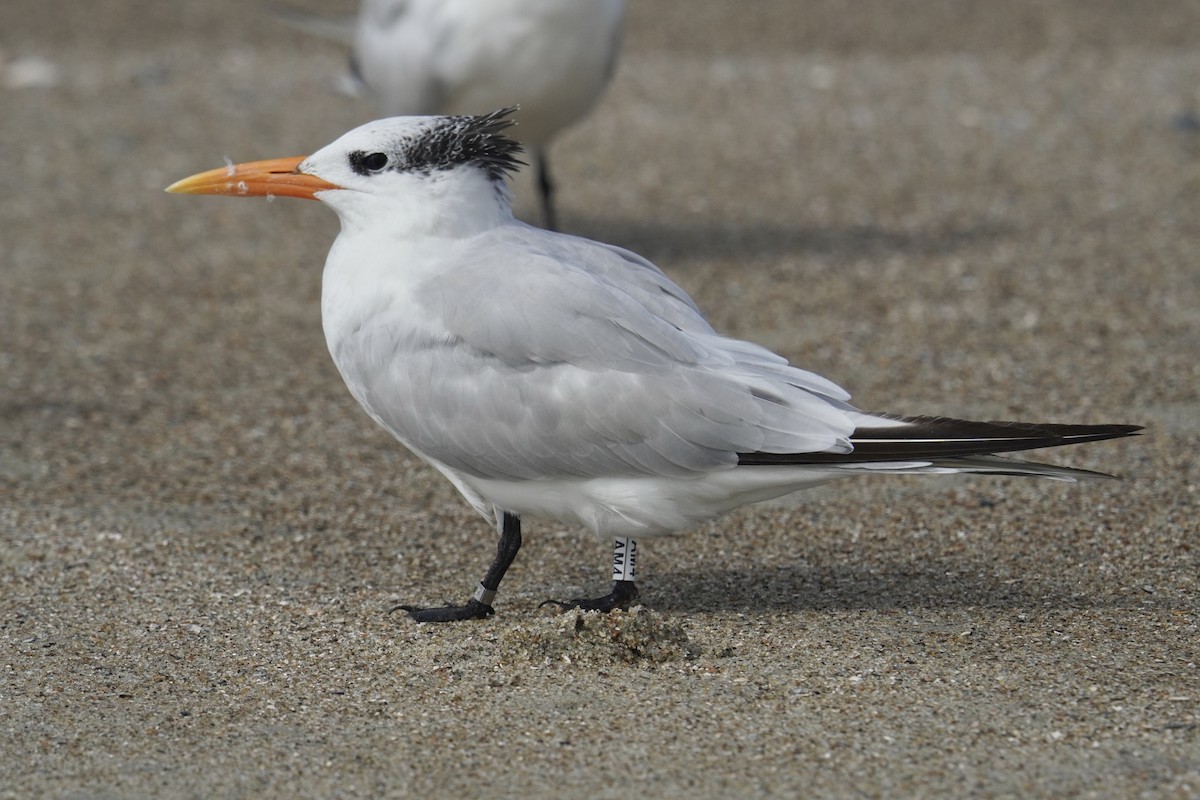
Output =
[{"x1": 344, "y1": 227, "x2": 856, "y2": 480}]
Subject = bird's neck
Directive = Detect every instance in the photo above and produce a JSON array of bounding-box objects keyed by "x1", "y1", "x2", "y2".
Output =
[{"x1": 330, "y1": 173, "x2": 515, "y2": 240}]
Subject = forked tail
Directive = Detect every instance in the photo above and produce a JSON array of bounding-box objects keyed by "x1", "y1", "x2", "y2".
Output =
[{"x1": 738, "y1": 415, "x2": 1142, "y2": 480}]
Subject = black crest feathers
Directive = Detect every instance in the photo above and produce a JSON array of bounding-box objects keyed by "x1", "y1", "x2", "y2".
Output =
[{"x1": 349, "y1": 107, "x2": 526, "y2": 182}]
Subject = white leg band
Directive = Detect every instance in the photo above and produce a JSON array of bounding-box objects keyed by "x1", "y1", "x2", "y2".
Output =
[
  {"x1": 472, "y1": 583, "x2": 496, "y2": 606},
  {"x1": 612, "y1": 537, "x2": 638, "y2": 581}
]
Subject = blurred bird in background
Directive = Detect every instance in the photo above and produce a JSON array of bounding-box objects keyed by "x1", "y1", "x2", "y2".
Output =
[{"x1": 277, "y1": 0, "x2": 626, "y2": 230}]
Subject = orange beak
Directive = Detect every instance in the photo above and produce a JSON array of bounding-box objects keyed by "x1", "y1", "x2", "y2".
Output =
[{"x1": 165, "y1": 156, "x2": 341, "y2": 200}]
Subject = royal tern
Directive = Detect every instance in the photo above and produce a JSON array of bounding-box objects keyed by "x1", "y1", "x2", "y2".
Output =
[
  {"x1": 346, "y1": 0, "x2": 625, "y2": 231},
  {"x1": 168, "y1": 109, "x2": 1141, "y2": 622}
]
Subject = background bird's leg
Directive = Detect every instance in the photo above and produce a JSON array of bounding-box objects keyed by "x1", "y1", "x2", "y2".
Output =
[
  {"x1": 396, "y1": 512, "x2": 522, "y2": 622},
  {"x1": 534, "y1": 149, "x2": 557, "y2": 231},
  {"x1": 543, "y1": 536, "x2": 640, "y2": 612}
]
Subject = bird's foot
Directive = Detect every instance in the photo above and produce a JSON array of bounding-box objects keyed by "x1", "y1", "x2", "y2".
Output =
[
  {"x1": 540, "y1": 580, "x2": 639, "y2": 613},
  {"x1": 392, "y1": 598, "x2": 494, "y2": 623}
]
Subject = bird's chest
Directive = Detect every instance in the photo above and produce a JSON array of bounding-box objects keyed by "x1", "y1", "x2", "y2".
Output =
[
  {"x1": 322, "y1": 278, "x2": 438, "y2": 387},
  {"x1": 319, "y1": 243, "x2": 455, "y2": 405}
]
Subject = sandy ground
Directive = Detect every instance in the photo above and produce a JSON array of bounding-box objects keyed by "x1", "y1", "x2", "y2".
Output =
[{"x1": 2, "y1": 1, "x2": 1198, "y2": 797}]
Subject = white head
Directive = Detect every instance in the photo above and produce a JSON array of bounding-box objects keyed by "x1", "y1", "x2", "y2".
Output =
[{"x1": 167, "y1": 108, "x2": 525, "y2": 236}]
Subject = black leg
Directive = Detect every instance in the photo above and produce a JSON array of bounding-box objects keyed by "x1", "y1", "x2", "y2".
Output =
[
  {"x1": 535, "y1": 150, "x2": 557, "y2": 232},
  {"x1": 394, "y1": 512, "x2": 522, "y2": 622},
  {"x1": 541, "y1": 580, "x2": 639, "y2": 613}
]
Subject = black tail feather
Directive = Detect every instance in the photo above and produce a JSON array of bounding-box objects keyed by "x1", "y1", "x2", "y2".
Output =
[{"x1": 738, "y1": 415, "x2": 1142, "y2": 466}]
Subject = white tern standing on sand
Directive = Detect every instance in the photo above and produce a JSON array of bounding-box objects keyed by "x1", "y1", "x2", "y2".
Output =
[
  {"x1": 347, "y1": 0, "x2": 625, "y2": 231},
  {"x1": 168, "y1": 109, "x2": 1140, "y2": 622}
]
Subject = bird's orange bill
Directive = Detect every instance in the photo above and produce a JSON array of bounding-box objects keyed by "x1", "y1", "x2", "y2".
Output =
[{"x1": 165, "y1": 156, "x2": 341, "y2": 200}]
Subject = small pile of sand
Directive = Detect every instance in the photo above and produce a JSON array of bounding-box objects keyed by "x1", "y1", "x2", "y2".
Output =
[{"x1": 499, "y1": 606, "x2": 697, "y2": 665}]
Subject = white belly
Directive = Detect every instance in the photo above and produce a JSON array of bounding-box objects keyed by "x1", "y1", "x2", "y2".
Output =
[{"x1": 456, "y1": 467, "x2": 844, "y2": 537}]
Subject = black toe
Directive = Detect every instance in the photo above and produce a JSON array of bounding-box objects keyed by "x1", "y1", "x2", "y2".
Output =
[
  {"x1": 541, "y1": 580, "x2": 639, "y2": 613},
  {"x1": 393, "y1": 598, "x2": 494, "y2": 622}
]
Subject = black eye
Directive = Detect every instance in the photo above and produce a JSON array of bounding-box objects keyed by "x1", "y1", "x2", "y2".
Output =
[
  {"x1": 348, "y1": 150, "x2": 393, "y2": 176},
  {"x1": 362, "y1": 152, "x2": 388, "y2": 171}
]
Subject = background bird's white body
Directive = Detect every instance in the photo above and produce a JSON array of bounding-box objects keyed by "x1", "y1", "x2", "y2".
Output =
[
  {"x1": 349, "y1": 0, "x2": 624, "y2": 228},
  {"x1": 353, "y1": 0, "x2": 624, "y2": 149}
]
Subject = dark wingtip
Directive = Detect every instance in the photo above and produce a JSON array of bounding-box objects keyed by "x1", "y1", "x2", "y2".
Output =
[{"x1": 739, "y1": 416, "x2": 1143, "y2": 466}]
